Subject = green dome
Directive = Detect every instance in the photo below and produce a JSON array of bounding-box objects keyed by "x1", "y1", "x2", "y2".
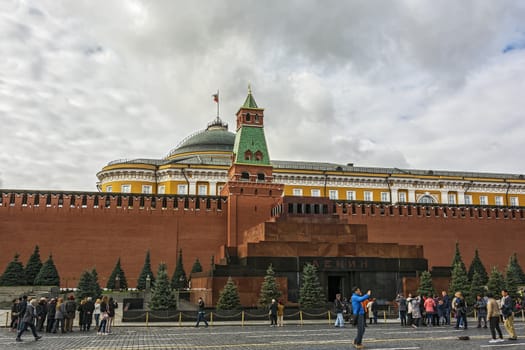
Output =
[{"x1": 167, "y1": 118, "x2": 235, "y2": 159}]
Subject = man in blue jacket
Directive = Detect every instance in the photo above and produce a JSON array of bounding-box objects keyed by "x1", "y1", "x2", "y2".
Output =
[{"x1": 351, "y1": 286, "x2": 371, "y2": 349}]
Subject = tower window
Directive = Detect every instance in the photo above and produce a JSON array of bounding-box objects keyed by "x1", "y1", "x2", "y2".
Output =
[
  {"x1": 255, "y1": 114, "x2": 259, "y2": 122},
  {"x1": 255, "y1": 151, "x2": 263, "y2": 161},
  {"x1": 245, "y1": 113, "x2": 251, "y2": 121},
  {"x1": 241, "y1": 172, "x2": 250, "y2": 180},
  {"x1": 244, "y1": 150, "x2": 252, "y2": 160},
  {"x1": 257, "y1": 173, "x2": 265, "y2": 181}
]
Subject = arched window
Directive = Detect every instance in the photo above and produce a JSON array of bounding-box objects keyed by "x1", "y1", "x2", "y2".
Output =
[
  {"x1": 255, "y1": 151, "x2": 263, "y2": 161},
  {"x1": 245, "y1": 113, "x2": 251, "y2": 122},
  {"x1": 257, "y1": 173, "x2": 265, "y2": 181},
  {"x1": 241, "y1": 172, "x2": 250, "y2": 180},
  {"x1": 418, "y1": 195, "x2": 436, "y2": 204},
  {"x1": 244, "y1": 150, "x2": 252, "y2": 160}
]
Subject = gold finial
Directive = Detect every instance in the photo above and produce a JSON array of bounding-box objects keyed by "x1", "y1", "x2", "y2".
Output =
[{"x1": 248, "y1": 84, "x2": 252, "y2": 94}]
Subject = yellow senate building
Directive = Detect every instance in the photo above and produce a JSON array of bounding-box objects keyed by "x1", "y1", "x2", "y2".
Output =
[{"x1": 97, "y1": 89, "x2": 525, "y2": 207}]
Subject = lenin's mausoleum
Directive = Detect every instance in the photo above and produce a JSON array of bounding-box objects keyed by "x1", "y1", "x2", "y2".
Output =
[{"x1": 1, "y1": 88, "x2": 524, "y2": 305}]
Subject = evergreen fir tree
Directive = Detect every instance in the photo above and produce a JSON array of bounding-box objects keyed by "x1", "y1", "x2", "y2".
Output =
[
  {"x1": 508, "y1": 253, "x2": 525, "y2": 284},
  {"x1": 449, "y1": 262, "x2": 470, "y2": 302},
  {"x1": 298, "y1": 263, "x2": 325, "y2": 309},
  {"x1": 171, "y1": 249, "x2": 188, "y2": 290},
  {"x1": 76, "y1": 270, "x2": 97, "y2": 299},
  {"x1": 25, "y1": 245, "x2": 43, "y2": 285},
  {"x1": 467, "y1": 249, "x2": 488, "y2": 285},
  {"x1": 486, "y1": 266, "x2": 505, "y2": 298},
  {"x1": 451, "y1": 241, "x2": 466, "y2": 272},
  {"x1": 0, "y1": 253, "x2": 26, "y2": 286},
  {"x1": 191, "y1": 258, "x2": 203, "y2": 274},
  {"x1": 137, "y1": 250, "x2": 155, "y2": 290},
  {"x1": 505, "y1": 255, "x2": 521, "y2": 298},
  {"x1": 106, "y1": 258, "x2": 128, "y2": 290},
  {"x1": 216, "y1": 276, "x2": 241, "y2": 311},
  {"x1": 34, "y1": 255, "x2": 60, "y2": 286},
  {"x1": 469, "y1": 270, "x2": 486, "y2": 305},
  {"x1": 417, "y1": 271, "x2": 435, "y2": 297},
  {"x1": 150, "y1": 263, "x2": 177, "y2": 310},
  {"x1": 91, "y1": 268, "x2": 103, "y2": 298},
  {"x1": 258, "y1": 264, "x2": 282, "y2": 308}
]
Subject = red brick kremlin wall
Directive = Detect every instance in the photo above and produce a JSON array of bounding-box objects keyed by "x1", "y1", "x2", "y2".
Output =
[
  {"x1": 334, "y1": 203, "x2": 525, "y2": 271},
  {"x1": 0, "y1": 192, "x2": 228, "y2": 288}
]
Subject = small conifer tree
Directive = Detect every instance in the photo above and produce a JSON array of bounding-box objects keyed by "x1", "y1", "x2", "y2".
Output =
[
  {"x1": 449, "y1": 262, "x2": 470, "y2": 302},
  {"x1": 467, "y1": 249, "x2": 488, "y2": 285},
  {"x1": 150, "y1": 263, "x2": 177, "y2": 310},
  {"x1": 469, "y1": 270, "x2": 486, "y2": 305},
  {"x1": 505, "y1": 255, "x2": 521, "y2": 298},
  {"x1": 76, "y1": 270, "x2": 97, "y2": 299},
  {"x1": 298, "y1": 263, "x2": 325, "y2": 309},
  {"x1": 137, "y1": 250, "x2": 155, "y2": 290},
  {"x1": 258, "y1": 264, "x2": 282, "y2": 308},
  {"x1": 0, "y1": 253, "x2": 26, "y2": 286},
  {"x1": 171, "y1": 249, "x2": 188, "y2": 290},
  {"x1": 486, "y1": 266, "x2": 505, "y2": 298},
  {"x1": 216, "y1": 276, "x2": 241, "y2": 311},
  {"x1": 91, "y1": 268, "x2": 103, "y2": 298},
  {"x1": 451, "y1": 242, "x2": 467, "y2": 272},
  {"x1": 191, "y1": 258, "x2": 203, "y2": 274},
  {"x1": 34, "y1": 255, "x2": 60, "y2": 286},
  {"x1": 508, "y1": 253, "x2": 525, "y2": 284},
  {"x1": 417, "y1": 271, "x2": 435, "y2": 297},
  {"x1": 106, "y1": 258, "x2": 128, "y2": 290},
  {"x1": 25, "y1": 245, "x2": 43, "y2": 285}
]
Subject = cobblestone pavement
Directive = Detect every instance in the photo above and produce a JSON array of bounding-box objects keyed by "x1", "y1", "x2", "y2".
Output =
[{"x1": 1, "y1": 323, "x2": 524, "y2": 350}]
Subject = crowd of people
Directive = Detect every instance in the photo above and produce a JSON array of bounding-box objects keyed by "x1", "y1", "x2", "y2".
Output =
[{"x1": 10, "y1": 294, "x2": 118, "y2": 341}]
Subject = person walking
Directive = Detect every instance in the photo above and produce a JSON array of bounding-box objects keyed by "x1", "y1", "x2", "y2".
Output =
[
  {"x1": 277, "y1": 300, "x2": 285, "y2": 327},
  {"x1": 486, "y1": 293, "x2": 504, "y2": 343},
  {"x1": 16, "y1": 298, "x2": 42, "y2": 342},
  {"x1": 500, "y1": 289, "x2": 517, "y2": 340},
  {"x1": 334, "y1": 293, "x2": 345, "y2": 328},
  {"x1": 351, "y1": 286, "x2": 371, "y2": 349},
  {"x1": 195, "y1": 297, "x2": 209, "y2": 328},
  {"x1": 268, "y1": 299, "x2": 278, "y2": 327}
]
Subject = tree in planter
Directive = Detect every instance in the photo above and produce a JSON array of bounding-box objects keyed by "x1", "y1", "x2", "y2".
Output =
[
  {"x1": 417, "y1": 271, "x2": 435, "y2": 297},
  {"x1": 486, "y1": 266, "x2": 505, "y2": 298},
  {"x1": 137, "y1": 250, "x2": 155, "y2": 290},
  {"x1": 469, "y1": 270, "x2": 486, "y2": 305},
  {"x1": 25, "y1": 245, "x2": 43, "y2": 285},
  {"x1": 171, "y1": 249, "x2": 188, "y2": 290},
  {"x1": 106, "y1": 258, "x2": 128, "y2": 290},
  {"x1": 34, "y1": 254, "x2": 60, "y2": 286},
  {"x1": 216, "y1": 276, "x2": 241, "y2": 311},
  {"x1": 505, "y1": 254, "x2": 522, "y2": 298},
  {"x1": 451, "y1": 241, "x2": 467, "y2": 272},
  {"x1": 76, "y1": 270, "x2": 98, "y2": 299},
  {"x1": 298, "y1": 263, "x2": 325, "y2": 309},
  {"x1": 0, "y1": 253, "x2": 26, "y2": 286},
  {"x1": 467, "y1": 249, "x2": 488, "y2": 285},
  {"x1": 150, "y1": 263, "x2": 177, "y2": 310},
  {"x1": 258, "y1": 264, "x2": 281, "y2": 308},
  {"x1": 449, "y1": 262, "x2": 470, "y2": 302}
]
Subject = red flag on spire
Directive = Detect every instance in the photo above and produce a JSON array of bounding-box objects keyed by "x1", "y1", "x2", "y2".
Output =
[{"x1": 212, "y1": 92, "x2": 219, "y2": 103}]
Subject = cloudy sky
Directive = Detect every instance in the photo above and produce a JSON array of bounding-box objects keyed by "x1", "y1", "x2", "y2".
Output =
[{"x1": 1, "y1": 0, "x2": 524, "y2": 191}]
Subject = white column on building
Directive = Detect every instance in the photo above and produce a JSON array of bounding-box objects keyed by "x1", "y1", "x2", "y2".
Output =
[
  {"x1": 209, "y1": 181, "x2": 217, "y2": 196},
  {"x1": 440, "y1": 190, "x2": 449, "y2": 204},
  {"x1": 408, "y1": 189, "x2": 416, "y2": 203},
  {"x1": 188, "y1": 180, "x2": 197, "y2": 195},
  {"x1": 390, "y1": 188, "x2": 398, "y2": 204},
  {"x1": 457, "y1": 189, "x2": 465, "y2": 205}
]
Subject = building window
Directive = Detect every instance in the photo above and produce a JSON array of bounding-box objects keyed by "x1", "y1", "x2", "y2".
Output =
[
  {"x1": 364, "y1": 191, "x2": 373, "y2": 202},
  {"x1": 106, "y1": 185, "x2": 112, "y2": 193},
  {"x1": 448, "y1": 194, "x2": 456, "y2": 204},
  {"x1": 329, "y1": 190, "x2": 338, "y2": 200},
  {"x1": 346, "y1": 191, "x2": 355, "y2": 200},
  {"x1": 241, "y1": 172, "x2": 250, "y2": 181},
  {"x1": 244, "y1": 150, "x2": 252, "y2": 160},
  {"x1": 495, "y1": 196, "x2": 503, "y2": 206},
  {"x1": 292, "y1": 188, "x2": 303, "y2": 196},
  {"x1": 255, "y1": 150, "x2": 263, "y2": 161},
  {"x1": 464, "y1": 195, "x2": 472, "y2": 205},
  {"x1": 418, "y1": 195, "x2": 435, "y2": 204},
  {"x1": 398, "y1": 192, "x2": 406, "y2": 203},
  {"x1": 158, "y1": 185, "x2": 165, "y2": 194},
  {"x1": 245, "y1": 113, "x2": 251, "y2": 122},
  {"x1": 142, "y1": 185, "x2": 152, "y2": 194},
  {"x1": 198, "y1": 185, "x2": 207, "y2": 196},
  {"x1": 380, "y1": 192, "x2": 389, "y2": 202},
  {"x1": 311, "y1": 189, "x2": 321, "y2": 197},
  {"x1": 121, "y1": 184, "x2": 131, "y2": 193},
  {"x1": 177, "y1": 184, "x2": 187, "y2": 195},
  {"x1": 479, "y1": 196, "x2": 488, "y2": 205},
  {"x1": 257, "y1": 173, "x2": 265, "y2": 182},
  {"x1": 510, "y1": 197, "x2": 519, "y2": 206}
]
